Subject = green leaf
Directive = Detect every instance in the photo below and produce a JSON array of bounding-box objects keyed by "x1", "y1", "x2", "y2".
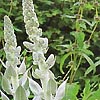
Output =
[
  {"x1": 71, "y1": 32, "x2": 85, "y2": 48},
  {"x1": 85, "y1": 60, "x2": 100, "y2": 77},
  {"x1": 81, "y1": 49, "x2": 94, "y2": 56},
  {"x1": 62, "y1": 83, "x2": 79, "y2": 100},
  {"x1": 0, "y1": 8, "x2": 9, "y2": 14},
  {"x1": 13, "y1": 26, "x2": 22, "y2": 32},
  {"x1": 82, "y1": 80, "x2": 91, "y2": 100},
  {"x1": 82, "y1": 53, "x2": 95, "y2": 76},
  {"x1": 60, "y1": 52, "x2": 72, "y2": 74},
  {"x1": 80, "y1": 19, "x2": 93, "y2": 27},
  {"x1": 85, "y1": 66, "x2": 95, "y2": 76},
  {"x1": 61, "y1": 14, "x2": 76, "y2": 19},
  {"x1": 84, "y1": 3, "x2": 94, "y2": 10},
  {"x1": 95, "y1": 60, "x2": 100, "y2": 67},
  {"x1": 88, "y1": 89, "x2": 100, "y2": 100},
  {"x1": 79, "y1": 22, "x2": 86, "y2": 29},
  {"x1": 51, "y1": 9, "x2": 61, "y2": 16},
  {"x1": 14, "y1": 85, "x2": 28, "y2": 100},
  {"x1": 38, "y1": 0, "x2": 54, "y2": 5}
]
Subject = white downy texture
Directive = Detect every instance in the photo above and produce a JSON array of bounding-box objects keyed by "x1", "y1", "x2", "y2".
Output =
[
  {"x1": 22, "y1": 0, "x2": 67, "y2": 100},
  {"x1": 18, "y1": 58, "x2": 26, "y2": 74},
  {"x1": 46, "y1": 54, "x2": 55, "y2": 69},
  {"x1": 29, "y1": 78, "x2": 43, "y2": 96},
  {"x1": 0, "y1": 90, "x2": 10, "y2": 100},
  {"x1": 4, "y1": 15, "x2": 21, "y2": 67},
  {"x1": 32, "y1": 96, "x2": 42, "y2": 100},
  {"x1": 23, "y1": 41, "x2": 35, "y2": 51},
  {"x1": 14, "y1": 85, "x2": 28, "y2": 100},
  {"x1": 54, "y1": 80, "x2": 67, "y2": 100},
  {"x1": 3, "y1": 15, "x2": 29, "y2": 99}
]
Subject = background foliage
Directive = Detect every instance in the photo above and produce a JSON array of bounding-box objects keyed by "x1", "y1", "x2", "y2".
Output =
[{"x1": 0, "y1": 0, "x2": 100, "y2": 99}]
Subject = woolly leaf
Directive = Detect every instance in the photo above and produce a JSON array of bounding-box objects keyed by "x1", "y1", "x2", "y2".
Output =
[
  {"x1": 47, "y1": 78, "x2": 57, "y2": 94},
  {"x1": 29, "y1": 78, "x2": 42, "y2": 95},
  {"x1": 14, "y1": 85, "x2": 28, "y2": 100},
  {"x1": 0, "y1": 90, "x2": 10, "y2": 100},
  {"x1": 46, "y1": 54, "x2": 55, "y2": 69},
  {"x1": 54, "y1": 80, "x2": 67, "y2": 100},
  {"x1": 1, "y1": 76, "x2": 12, "y2": 94},
  {"x1": 18, "y1": 58, "x2": 26, "y2": 74}
]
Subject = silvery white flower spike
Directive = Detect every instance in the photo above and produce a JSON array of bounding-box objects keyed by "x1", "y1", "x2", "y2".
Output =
[
  {"x1": 1, "y1": 15, "x2": 30, "y2": 100},
  {"x1": 22, "y1": 0, "x2": 67, "y2": 100},
  {"x1": 4, "y1": 16, "x2": 17, "y2": 47},
  {"x1": 4, "y1": 15, "x2": 21, "y2": 67}
]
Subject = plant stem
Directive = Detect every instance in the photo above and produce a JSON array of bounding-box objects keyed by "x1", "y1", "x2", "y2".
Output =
[
  {"x1": 88, "y1": 22, "x2": 98, "y2": 42},
  {"x1": 8, "y1": 0, "x2": 13, "y2": 16},
  {"x1": 69, "y1": 55, "x2": 82, "y2": 84}
]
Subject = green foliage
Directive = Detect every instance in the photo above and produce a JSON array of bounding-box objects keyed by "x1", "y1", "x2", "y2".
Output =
[
  {"x1": 62, "y1": 83, "x2": 79, "y2": 100},
  {"x1": 0, "y1": 0, "x2": 100, "y2": 100}
]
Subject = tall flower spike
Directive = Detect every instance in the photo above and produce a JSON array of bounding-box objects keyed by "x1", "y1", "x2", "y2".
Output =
[
  {"x1": 22, "y1": 0, "x2": 67, "y2": 100},
  {"x1": 4, "y1": 15, "x2": 17, "y2": 47},
  {"x1": 22, "y1": 0, "x2": 42, "y2": 40},
  {"x1": 4, "y1": 15, "x2": 21, "y2": 67},
  {"x1": 2, "y1": 15, "x2": 28, "y2": 99}
]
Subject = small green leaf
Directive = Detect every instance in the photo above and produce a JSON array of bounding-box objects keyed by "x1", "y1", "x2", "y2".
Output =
[
  {"x1": 71, "y1": 32, "x2": 85, "y2": 48},
  {"x1": 82, "y1": 53, "x2": 95, "y2": 76},
  {"x1": 85, "y1": 66, "x2": 95, "y2": 76},
  {"x1": 0, "y1": 8, "x2": 9, "y2": 14},
  {"x1": 60, "y1": 52, "x2": 72, "y2": 74},
  {"x1": 81, "y1": 49, "x2": 94, "y2": 56},
  {"x1": 13, "y1": 26, "x2": 22, "y2": 32},
  {"x1": 95, "y1": 60, "x2": 100, "y2": 67},
  {"x1": 80, "y1": 19, "x2": 93, "y2": 27},
  {"x1": 38, "y1": 0, "x2": 54, "y2": 5},
  {"x1": 88, "y1": 89, "x2": 100, "y2": 100},
  {"x1": 61, "y1": 15, "x2": 76, "y2": 19},
  {"x1": 82, "y1": 80, "x2": 91, "y2": 100}
]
